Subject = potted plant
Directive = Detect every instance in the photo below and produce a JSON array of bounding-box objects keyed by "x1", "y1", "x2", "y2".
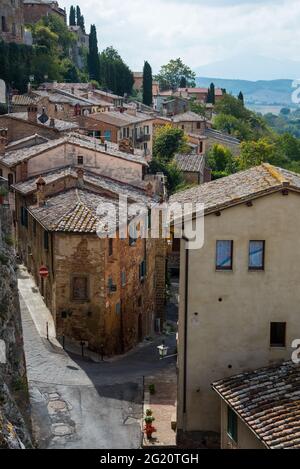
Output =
[
  {"x1": 144, "y1": 423, "x2": 156, "y2": 440},
  {"x1": 144, "y1": 409, "x2": 155, "y2": 425}
]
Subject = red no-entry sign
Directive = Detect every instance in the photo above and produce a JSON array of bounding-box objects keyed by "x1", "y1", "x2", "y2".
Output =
[{"x1": 39, "y1": 265, "x2": 49, "y2": 278}]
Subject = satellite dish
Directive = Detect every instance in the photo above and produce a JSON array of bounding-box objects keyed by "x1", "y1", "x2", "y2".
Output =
[{"x1": 0, "y1": 80, "x2": 6, "y2": 104}]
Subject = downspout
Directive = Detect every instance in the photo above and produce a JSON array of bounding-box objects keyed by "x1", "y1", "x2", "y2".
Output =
[{"x1": 183, "y1": 238, "x2": 189, "y2": 415}]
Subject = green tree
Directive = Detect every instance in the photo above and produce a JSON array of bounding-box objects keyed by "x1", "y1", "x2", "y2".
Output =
[
  {"x1": 214, "y1": 113, "x2": 251, "y2": 140},
  {"x1": 153, "y1": 124, "x2": 188, "y2": 162},
  {"x1": 149, "y1": 124, "x2": 189, "y2": 193},
  {"x1": 207, "y1": 144, "x2": 237, "y2": 179},
  {"x1": 143, "y1": 61, "x2": 152, "y2": 106},
  {"x1": 238, "y1": 138, "x2": 285, "y2": 170},
  {"x1": 88, "y1": 24, "x2": 100, "y2": 81},
  {"x1": 99, "y1": 47, "x2": 134, "y2": 96},
  {"x1": 190, "y1": 100, "x2": 206, "y2": 117},
  {"x1": 155, "y1": 58, "x2": 196, "y2": 91},
  {"x1": 69, "y1": 6, "x2": 76, "y2": 26}
]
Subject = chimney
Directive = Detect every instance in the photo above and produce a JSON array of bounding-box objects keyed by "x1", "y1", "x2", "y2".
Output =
[
  {"x1": 76, "y1": 167, "x2": 84, "y2": 187},
  {"x1": 28, "y1": 105, "x2": 38, "y2": 123},
  {"x1": 71, "y1": 87, "x2": 75, "y2": 95},
  {"x1": 36, "y1": 175, "x2": 46, "y2": 206},
  {"x1": 0, "y1": 136, "x2": 7, "y2": 155},
  {"x1": 49, "y1": 118, "x2": 55, "y2": 128}
]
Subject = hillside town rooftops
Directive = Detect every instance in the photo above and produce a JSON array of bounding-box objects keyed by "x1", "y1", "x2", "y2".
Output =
[
  {"x1": 2, "y1": 111, "x2": 78, "y2": 132},
  {"x1": 212, "y1": 361, "x2": 300, "y2": 449},
  {"x1": 89, "y1": 110, "x2": 154, "y2": 127},
  {"x1": 170, "y1": 164, "x2": 300, "y2": 215},
  {"x1": 0, "y1": 133, "x2": 147, "y2": 167},
  {"x1": 13, "y1": 166, "x2": 152, "y2": 203},
  {"x1": 174, "y1": 153, "x2": 205, "y2": 173},
  {"x1": 171, "y1": 111, "x2": 206, "y2": 123},
  {"x1": 205, "y1": 127, "x2": 241, "y2": 145},
  {"x1": 28, "y1": 187, "x2": 145, "y2": 234},
  {"x1": 178, "y1": 87, "x2": 223, "y2": 96}
]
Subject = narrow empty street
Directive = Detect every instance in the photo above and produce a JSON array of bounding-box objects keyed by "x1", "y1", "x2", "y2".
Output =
[{"x1": 19, "y1": 266, "x2": 177, "y2": 449}]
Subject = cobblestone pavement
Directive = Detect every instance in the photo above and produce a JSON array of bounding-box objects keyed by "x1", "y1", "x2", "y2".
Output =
[{"x1": 19, "y1": 285, "x2": 176, "y2": 449}]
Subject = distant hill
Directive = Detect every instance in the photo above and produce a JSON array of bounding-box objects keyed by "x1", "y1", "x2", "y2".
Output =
[
  {"x1": 196, "y1": 77, "x2": 295, "y2": 112},
  {"x1": 194, "y1": 55, "x2": 300, "y2": 81}
]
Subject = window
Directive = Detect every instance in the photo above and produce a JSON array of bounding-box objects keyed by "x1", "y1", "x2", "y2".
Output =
[
  {"x1": 0, "y1": 169, "x2": 2, "y2": 177},
  {"x1": 121, "y1": 270, "x2": 126, "y2": 287},
  {"x1": 199, "y1": 141, "x2": 203, "y2": 153},
  {"x1": 8, "y1": 173, "x2": 13, "y2": 187},
  {"x1": 104, "y1": 130, "x2": 111, "y2": 141},
  {"x1": 270, "y1": 322, "x2": 286, "y2": 347},
  {"x1": 44, "y1": 230, "x2": 49, "y2": 250},
  {"x1": 139, "y1": 260, "x2": 146, "y2": 281},
  {"x1": 249, "y1": 241, "x2": 265, "y2": 270},
  {"x1": 115, "y1": 303, "x2": 121, "y2": 314},
  {"x1": 77, "y1": 155, "x2": 83, "y2": 165},
  {"x1": 1, "y1": 17, "x2": 7, "y2": 33},
  {"x1": 20, "y1": 206, "x2": 28, "y2": 228},
  {"x1": 108, "y1": 276, "x2": 117, "y2": 292},
  {"x1": 197, "y1": 122, "x2": 201, "y2": 129},
  {"x1": 108, "y1": 238, "x2": 113, "y2": 256},
  {"x1": 72, "y1": 276, "x2": 89, "y2": 301},
  {"x1": 216, "y1": 240, "x2": 233, "y2": 270},
  {"x1": 227, "y1": 406, "x2": 238, "y2": 443}
]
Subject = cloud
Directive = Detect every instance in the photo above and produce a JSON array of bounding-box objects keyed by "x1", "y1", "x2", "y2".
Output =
[{"x1": 60, "y1": 0, "x2": 300, "y2": 77}]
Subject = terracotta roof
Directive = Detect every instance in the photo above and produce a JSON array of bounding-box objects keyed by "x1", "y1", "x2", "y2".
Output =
[
  {"x1": 205, "y1": 128, "x2": 240, "y2": 145},
  {"x1": 12, "y1": 94, "x2": 39, "y2": 106},
  {"x1": 3, "y1": 112, "x2": 78, "y2": 132},
  {"x1": 89, "y1": 110, "x2": 154, "y2": 127},
  {"x1": 170, "y1": 164, "x2": 300, "y2": 215},
  {"x1": 178, "y1": 87, "x2": 223, "y2": 96},
  {"x1": 28, "y1": 188, "x2": 144, "y2": 234},
  {"x1": 171, "y1": 111, "x2": 206, "y2": 123},
  {"x1": 212, "y1": 361, "x2": 300, "y2": 449},
  {"x1": 0, "y1": 133, "x2": 147, "y2": 167},
  {"x1": 6, "y1": 134, "x2": 48, "y2": 150},
  {"x1": 92, "y1": 89, "x2": 124, "y2": 100},
  {"x1": 174, "y1": 153, "x2": 205, "y2": 173},
  {"x1": 13, "y1": 166, "x2": 152, "y2": 203}
]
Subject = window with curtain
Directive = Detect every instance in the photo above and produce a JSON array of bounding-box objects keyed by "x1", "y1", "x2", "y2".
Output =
[
  {"x1": 249, "y1": 240, "x2": 265, "y2": 270},
  {"x1": 216, "y1": 240, "x2": 233, "y2": 270}
]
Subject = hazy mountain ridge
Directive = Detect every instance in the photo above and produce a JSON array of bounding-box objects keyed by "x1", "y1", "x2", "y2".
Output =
[{"x1": 196, "y1": 77, "x2": 295, "y2": 107}]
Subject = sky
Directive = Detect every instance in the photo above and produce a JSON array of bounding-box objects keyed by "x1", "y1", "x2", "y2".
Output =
[{"x1": 60, "y1": 0, "x2": 300, "y2": 80}]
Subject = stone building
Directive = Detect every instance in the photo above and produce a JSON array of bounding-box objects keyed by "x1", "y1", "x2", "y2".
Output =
[
  {"x1": 0, "y1": 107, "x2": 78, "y2": 145},
  {"x1": 174, "y1": 154, "x2": 211, "y2": 186},
  {"x1": 170, "y1": 164, "x2": 300, "y2": 447},
  {"x1": 23, "y1": 0, "x2": 66, "y2": 24},
  {"x1": 0, "y1": 0, "x2": 24, "y2": 44},
  {"x1": 13, "y1": 167, "x2": 166, "y2": 355},
  {"x1": 75, "y1": 110, "x2": 155, "y2": 156}
]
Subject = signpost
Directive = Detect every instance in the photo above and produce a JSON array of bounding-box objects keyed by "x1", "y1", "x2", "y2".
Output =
[{"x1": 39, "y1": 265, "x2": 49, "y2": 278}]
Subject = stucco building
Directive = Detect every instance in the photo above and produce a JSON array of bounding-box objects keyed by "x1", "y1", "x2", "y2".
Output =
[
  {"x1": 0, "y1": 0, "x2": 24, "y2": 44},
  {"x1": 170, "y1": 164, "x2": 300, "y2": 447}
]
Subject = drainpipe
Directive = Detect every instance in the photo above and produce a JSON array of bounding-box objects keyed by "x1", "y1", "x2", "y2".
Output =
[{"x1": 183, "y1": 237, "x2": 189, "y2": 416}]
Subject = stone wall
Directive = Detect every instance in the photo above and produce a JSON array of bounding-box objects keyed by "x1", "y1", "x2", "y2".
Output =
[
  {"x1": 0, "y1": 0, "x2": 24, "y2": 44},
  {"x1": 0, "y1": 202, "x2": 32, "y2": 448}
]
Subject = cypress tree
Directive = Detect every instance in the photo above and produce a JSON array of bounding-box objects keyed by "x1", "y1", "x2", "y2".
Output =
[
  {"x1": 238, "y1": 91, "x2": 244, "y2": 105},
  {"x1": 143, "y1": 61, "x2": 153, "y2": 106},
  {"x1": 69, "y1": 6, "x2": 76, "y2": 26},
  {"x1": 88, "y1": 24, "x2": 100, "y2": 82},
  {"x1": 207, "y1": 82, "x2": 215, "y2": 104},
  {"x1": 76, "y1": 6, "x2": 81, "y2": 26}
]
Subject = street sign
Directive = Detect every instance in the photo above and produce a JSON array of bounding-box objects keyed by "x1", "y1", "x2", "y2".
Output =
[{"x1": 39, "y1": 265, "x2": 49, "y2": 278}]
